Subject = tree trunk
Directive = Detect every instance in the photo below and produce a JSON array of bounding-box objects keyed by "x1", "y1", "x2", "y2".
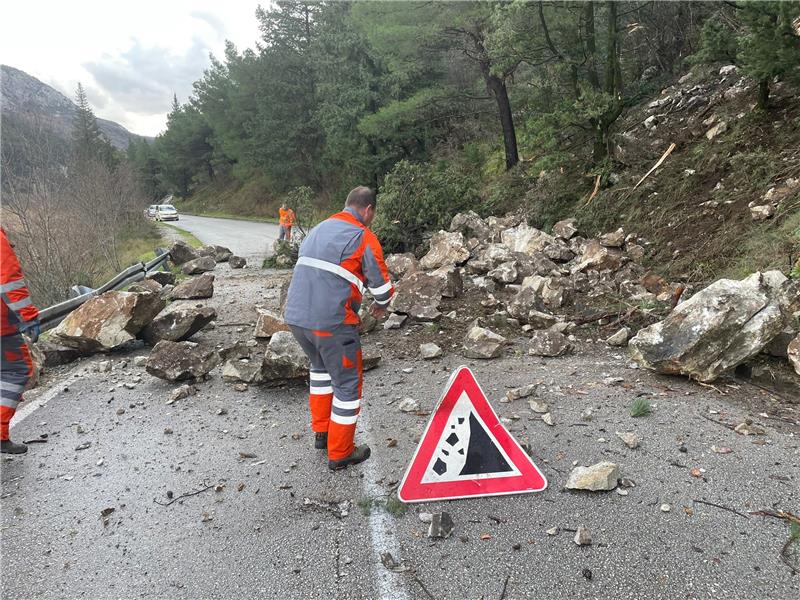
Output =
[
  {"x1": 584, "y1": 1, "x2": 600, "y2": 90},
  {"x1": 485, "y1": 75, "x2": 520, "y2": 170},
  {"x1": 757, "y1": 79, "x2": 770, "y2": 109}
]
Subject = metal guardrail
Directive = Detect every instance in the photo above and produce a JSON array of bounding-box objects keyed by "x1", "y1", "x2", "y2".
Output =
[{"x1": 39, "y1": 250, "x2": 170, "y2": 331}]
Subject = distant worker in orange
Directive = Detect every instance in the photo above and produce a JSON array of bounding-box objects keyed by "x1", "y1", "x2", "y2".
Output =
[
  {"x1": 278, "y1": 203, "x2": 296, "y2": 242},
  {"x1": 1, "y1": 227, "x2": 40, "y2": 454}
]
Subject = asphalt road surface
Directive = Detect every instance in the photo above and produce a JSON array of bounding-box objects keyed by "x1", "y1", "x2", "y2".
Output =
[
  {"x1": 2, "y1": 238, "x2": 798, "y2": 599},
  {"x1": 169, "y1": 214, "x2": 281, "y2": 261}
]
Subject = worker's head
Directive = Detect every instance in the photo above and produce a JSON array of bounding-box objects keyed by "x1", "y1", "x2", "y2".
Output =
[
  {"x1": 281, "y1": 202, "x2": 287, "y2": 209},
  {"x1": 345, "y1": 186, "x2": 377, "y2": 226}
]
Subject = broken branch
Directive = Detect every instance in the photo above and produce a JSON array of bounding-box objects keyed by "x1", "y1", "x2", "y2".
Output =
[
  {"x1": 633, "y1": 142, "x2": 676, "y2": 190},
  {"x1": 153, "y1": 482, "x2": 216, "y2": 507}
]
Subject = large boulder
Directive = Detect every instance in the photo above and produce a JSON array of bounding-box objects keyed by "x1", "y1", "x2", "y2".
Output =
[
  {"x1": 488, "y1": 261, "x2": 518, "y2": 285},
  {"x1": 168, "y1": 241, "x2": 199, "y2": 265},
  {"x1": 501, "y1": 224, "x2": 555, "y2": 256},
  {"x1": 146, "y1": 340, "x2": 220, "y2": 381},
  {"x1": 431, "y1": 266, "x2": 463, "y2": 298},
  {"x1": 254, "y1": 308, "x2": 290, "y2": 338},
  {"x1": 169, "y1": 274, "x2": 215, "y2": 300},
  {"x1": 181, "y1": 256, "x2": 216, "y2": 275},
  {"x1": 52, "y1": 291, "x2": 165, "y2": 353},
  {"x1": 199, "y1": 245, "x2": 233, "y2": 262},
  {"x1": 599, "y1": 227, "x2": 625, "y2": 248},
  {"x1": 462, "y1": 326, "x2": 506, "y2": 359},
  {"x1": 34, "y1": 340, "x2": 82, "y2": 366},
  {"x1": 222, "y1": 358, "x2": 265, "y2": 383},
  {"x1": 261, "y1": 331, "x2": 310, "y2": 381},
  {"x1": 629, "y1": 271, "x2": 795, "y2": 382},
  {"x1": 140, "y1": 306, "x2": 216, "y2": 344},
  {"x1": 385, "y1": 253, "x2": 420, "y2": 280},
  {"x1": 507, "y1": 287, "x2": 558, "y2": 328},
  {"x1": 788, "y1": 335, "x2": 800, "y2": 375},
  {"x1": 571, "y1": 239, "x2": 625, "y2": 273},
  {"x1": 449, "y1": 211, "x2": 491, "y2": 239},
  {"x1": 390, "y1": 272, "x2": 445, "y2": 321},
  {"x1": 419, "y1": 231, "x2": 470, "y2": 270}
]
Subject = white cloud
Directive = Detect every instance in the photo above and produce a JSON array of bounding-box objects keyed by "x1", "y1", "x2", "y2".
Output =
[{"x1": 0, "y1": 0, "x2": 263, "y2": 136}]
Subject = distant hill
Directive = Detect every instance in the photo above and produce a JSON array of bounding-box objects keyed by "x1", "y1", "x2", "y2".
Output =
[{"x1": 1, "y1": 64, "x2": 152, "y2": 150}]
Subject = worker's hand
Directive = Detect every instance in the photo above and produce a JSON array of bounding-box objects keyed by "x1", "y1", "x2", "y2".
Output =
[
  {"x1": 369, "y1": 303, "x2": 388, "y2": 320},
  {"x1": 21, "y1": 318, "x2": 41, "y2": 343}
]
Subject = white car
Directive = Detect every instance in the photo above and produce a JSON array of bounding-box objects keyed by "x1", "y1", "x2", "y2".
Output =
[
  {"x1": 155, "y1": 204, "x2": 179, "y2": 221},
  {"x1": 146, "y1": 205, "x2": 158, "y2": 218}
]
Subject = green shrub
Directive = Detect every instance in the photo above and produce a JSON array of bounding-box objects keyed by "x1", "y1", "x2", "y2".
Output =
[{"x1": 373, "y1": 160, "x2": 480, "y2": 253}]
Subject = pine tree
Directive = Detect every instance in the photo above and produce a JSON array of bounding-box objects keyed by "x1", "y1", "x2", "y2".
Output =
[
  {"x1": 71, "y1": 83, "x2": 118, "y2": 167},
  {"x1": 738, "y1": 1, "x2": 800, "y2": 109}
]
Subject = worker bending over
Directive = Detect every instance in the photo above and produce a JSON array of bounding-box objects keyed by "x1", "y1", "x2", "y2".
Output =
[
  {"x1": 284, "y1": 186, "x2": 394, "y2": 470},
  {"x1": 1, "y1": 227, "x2": 40, "y2": 454}
]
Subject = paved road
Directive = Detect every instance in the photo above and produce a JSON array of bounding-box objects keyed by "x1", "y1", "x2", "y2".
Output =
[
  {"x1": 169, "y1": 214, "x2": 281, "y2": 261},
  {"x1": 2, "y1": 248, "x2": 799, "y2": 599}
]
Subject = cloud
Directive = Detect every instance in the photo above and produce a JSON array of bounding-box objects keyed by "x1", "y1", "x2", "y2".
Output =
[
  {"x1": 190, "y1": 10, "x2": 228, "y2": 38},
  {"x1": 83, "y1": 36, "x2": 213, "y2": 118}
]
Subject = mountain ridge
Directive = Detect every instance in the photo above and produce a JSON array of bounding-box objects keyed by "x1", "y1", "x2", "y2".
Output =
[{"x1": 1, "y1": 64, "x2": 153, "y2": 149}]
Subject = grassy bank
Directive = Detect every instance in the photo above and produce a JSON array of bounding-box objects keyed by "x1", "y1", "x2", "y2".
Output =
[{"x1": 159, "y1": 222, "x2": 204, "y2": 248}]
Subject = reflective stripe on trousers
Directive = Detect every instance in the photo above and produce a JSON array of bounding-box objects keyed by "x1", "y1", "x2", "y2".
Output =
[
  {"x1": 1, "y1": 332, "x2": 33, "y2": 440},
  {"x1": 290, "y1": 325, "x2": 363, "y2": 460}
]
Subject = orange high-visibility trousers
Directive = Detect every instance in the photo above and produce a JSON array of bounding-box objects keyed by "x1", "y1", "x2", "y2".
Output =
[
  {"x1": 1, "y1": 333, "x2": 33, "y2": 440},
  {"x1": 290, "y1": 325, "x2": 363, "y2": 460}
]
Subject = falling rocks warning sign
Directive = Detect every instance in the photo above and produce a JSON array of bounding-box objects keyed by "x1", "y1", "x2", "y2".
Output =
[{"x1": 398, "y1": 366, "x2": 548, "y2": 503}]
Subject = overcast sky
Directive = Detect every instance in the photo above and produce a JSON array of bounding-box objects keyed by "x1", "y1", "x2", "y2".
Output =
[{"x1": 1, "y1": 0, "x2": 263, "y2": 136}]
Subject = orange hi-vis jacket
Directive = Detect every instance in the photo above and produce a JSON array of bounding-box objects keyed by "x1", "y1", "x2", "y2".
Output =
[
  {"x1": 1, "y1": 228, "x2": 39, "y2": 336},
  {"x1": 279, "y1": 207, "x2": 296, "y2": 227}
]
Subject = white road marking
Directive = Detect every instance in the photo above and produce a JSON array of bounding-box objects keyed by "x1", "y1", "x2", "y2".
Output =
[{"x1": 359, "y1": 410, "x2": 410, "y2": 600}]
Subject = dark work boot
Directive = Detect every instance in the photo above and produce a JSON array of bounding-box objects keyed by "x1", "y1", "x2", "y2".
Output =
[
  {"x1": 329, "y1": 445, "x2": 371, "y2": 471},
  {"x1": 314, "y1": 432, "x2": 328, "y2": 450},
  {"x1": 1, "y1": 439, "x2": 28, "y2": 454}
]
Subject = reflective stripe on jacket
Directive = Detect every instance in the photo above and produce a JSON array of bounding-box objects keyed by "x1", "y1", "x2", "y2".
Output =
[
  {"x1": 279, "y1": 208, "x2": 295, "y2": 227},
  {"x1": 1, "y1": 227, "x2": 39, "y2": 336},
  {"x1": 284, "y1": 207, "x2": 394, "y2": 330}
]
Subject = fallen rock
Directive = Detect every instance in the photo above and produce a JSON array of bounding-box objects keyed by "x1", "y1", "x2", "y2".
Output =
[
  {"x1": 146, "y1": 340, "x2": 220, "y2": 381},
  {"x1": 222, "y1": 359, "x2": 265, "y2": 383},
  {"x1": 450, "y1": 211, "x2": 490, "y2": 239},
  {"x1": 501, "y1": 223, "x2": 555, "y2": 256},
  {"x1": 750, "y1": 204, "x2": 775, "y2": 221},
  {"x1": 629, "y1": 271, "x2": 794, "y2": 382},
  {"x1": 528, "y1": 400, "x2": 549, "y2": 413},
  {"x1": 385, "y1": 253, "x2": 420, "y2": 280},
  {"x1": 390, "y1": 272, "x2": 445, "y2": 321},
  {"x1": 140, "y1": 306, "x2": 217, "y2": 344},
  {"x1": 34, "y1": 340, "x2": 82, "y2": 366},
  {"x1": 384, "y1": 313, "x2": 407, "y2": 330},
  {"x1": 146, "y1": 271, "x2": 176, "y2": 286},
  {"x1": 229, "y1": 256, "x2": 247, "y2": 269},
  {"x1": 362, "y1": 348, "x2": 382, "y2": 371},
  {"x1": 428, "y1": 512, "x2": 455, "y2": 539},
  {"x1": 572, "y1": 240, "x2": 624, "y2": 273},
  {"x1": 254, "y1": 309, "x2": 290, "y2": 338},
  {"x1": 168, "y1": 240, "x2": 199, "y2": 265},
  {"x1": 616, "y1": 431, "x2": 640, "y2": 449},
  {"x1": 462, "y1": 326, "x2": 506, "y2": 359},
  {"x1": 169, "y1": 274, "x2": 215, "y2": 300},
  {"x1": 431, "y1": 265, "x2": 463, "y2": 298},
  {"x1": 599, "y1": 228, "x2": 625, "y2": 248},
  {"x1": 420, "y1": 231, "x2": 470, "y2": 270},
  {"x1": 552, "y1": 219, "x2": 578, "y2": 240},
  {"x1": 507, "y1": 288, "x2": 558, "y2": 328},
  {"x1": 488, "y1": 261, "x2": 518, "y2": 284},
  {"x1": 734, "y1": 421, "x2": 765, "y2": 436},
  {"x1": 133, "y1": 356, "x2": 147, "y2": 367},
  {"x1": 127, "y1": 278, "x2": 162, "y2": 294},
  {"x1": 168, "y1": 383, "x2": 198, "y2": 403},
  {"x1": 210, "y1": 245, "x2": 233, "y2": 262},
  {"x1": 565, "y1": 462, "x2": 619, "y2": 491},
  {"x1": 260, "y1": 331, "x2": 309, "y2": 381},
  {"x1": 52, "y1": 291, "x2": 166, "y2": 353},
  {"x1": 398, "y1": 398, "x2": 420, "y2": 412},
  {"x1": 528, "y1": 331, "x2": 571, "y2": 357},
  {"x1": 705, "y1": 121, "x2": 728, "y2": 140},
  {"x1": 420, "y1": 343, "x2": 443, "y2": 360},
  {"x1": 789, "y1": 335, "x2": 800, "y2": 375},
  {"x1": 606, "y1": 327, "x2": 631, "y2": 347},
  {"x1": 181, "y1": 256, "x2": 216, "y2": 275},
  {"x1": 574, "y1": 525, "x2": 592, "y2": 546},
  {"x1": 506, "y1": 384, "x2": 538, "y2": 401},
  {"x1": 220, "y1": 341, "x2": 252, "y2": 361}
]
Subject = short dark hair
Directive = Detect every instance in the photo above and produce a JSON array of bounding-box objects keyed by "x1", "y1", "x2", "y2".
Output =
[{"x1": 345, "y1": 186, "x2": 377, "y2": 209}]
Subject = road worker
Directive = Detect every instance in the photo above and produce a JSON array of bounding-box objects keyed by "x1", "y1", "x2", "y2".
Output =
[
  {"x1": 1, "y1": 227, "x2": 40, "y2": 454},
  {"x1": 278, "y1": 203, "x2": 296, "y2": 242},
  {"x1": 284, "y1": 186, "x2": 394, "y2": 470}
]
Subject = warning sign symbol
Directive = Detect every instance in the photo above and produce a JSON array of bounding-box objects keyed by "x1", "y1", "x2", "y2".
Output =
[{"x1": 398, "y1": 366, "x2": 548, "y2": 503}]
